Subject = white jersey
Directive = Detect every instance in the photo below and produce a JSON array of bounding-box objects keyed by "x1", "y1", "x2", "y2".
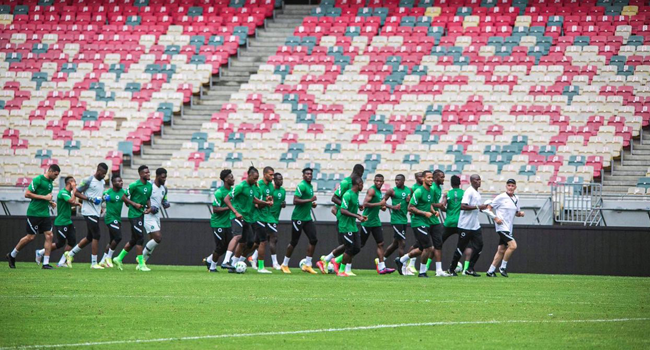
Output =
[
  {"x1": 78, "y1": 175, "x2": 105, "y2": 217},
  {"x1": 144, "y1": 181, "x2": 167, "y2": 221},
  {"x1": 491, "y1": 192, "x2": 520, "y2": 233},
  {"x1": 458, "y1": 186, "x2": 482, "y2": 230}
]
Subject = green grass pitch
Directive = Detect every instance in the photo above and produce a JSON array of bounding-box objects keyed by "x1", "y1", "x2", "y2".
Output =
[{"x1": 1, "y1": 264, "x2": 649, "y2": 349}]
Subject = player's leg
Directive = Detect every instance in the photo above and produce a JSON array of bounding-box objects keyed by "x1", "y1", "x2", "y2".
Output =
[
  {"x1": 372, "y1": 227, "x2": 394, "y2": 274},
  {"x1": 489, "y1": 232, "x2": 516, "y2": 277},
  {"x1": 233, "y1": 222, "x2": 251, "y2": 262},
  {"x1": 267, "y1": 223, "x2": 281, "y2": 270},
  {"x1": 88, "y1": 216, "x2": 101, "y2": 268},
  {"x1": 41, "y1": 226, "x2": 54, "y2": 269},
  {"x1": 396, "y1": 226, "x2": 426, "y2": 275},
  {"x1": 430, "y1": 225, "x2": 449, "y2": 276},
  {"x1": 221, "y1": 219, "x2": 242, "y2": 268},
  {"x1": 299, "y1": 221, "x2": 318, "y2": 274},
  {"x1": 8, "y1": 217, "x2": 46, "y2": 268},
  {"x1": 143, "y1": 216, "x2": 162, "y2": 264},
  {"x1": 133, "y1": 217, "x2": 147, "y2": 271},
  {"x1": 281, "y1": 220, "x2": 302, "y2": 273},
  {"x1": 37, "y1": 225, "x2": 66, "y2": 266},
  {"x1": 467, "y1": 228, "x2": 483, "y2": 275},
  {"x1": 487, "y1": 241, "x2": 507, "y2": 277},
  {"x1": 450, "y1": 229, "x2": 471, "y2": 274},
  {"x1": 254, "y1": 222, "x2": 271, "y2": 273},
  {"x1": 67, "y1": 216, "x2": 95, "y2": 266},
  {"x1": 384, "y1": 224, "x2": 405, "y2": 259},
  {"x1": 100, "y1": 222, "x2": 121, "y2": 267},
  {"x1": 113, "y1": 217, "x2": 144, "y2": 270}
]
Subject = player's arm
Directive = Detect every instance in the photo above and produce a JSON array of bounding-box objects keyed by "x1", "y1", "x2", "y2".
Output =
[
  {"x1": 74, "y1": 177, "x2": 91, "y2": 201},
  {"x1": 293, "y1": 184, "x2": 316, "y2": 205},
  {"x1": 212, "y1": 193, "x2": 230, "y2": 213},
  {"x1": 143, "y1": 198, "x2": 152, "y2": 214},
  {"x1": 281, "y1": 199, "x2": 286, "y2": 208},
  {"x1": 121, "y1": 194, "x2": 142, "y2": 209},
  {"x1": 461, "y1": 202, "x2": 488, "y2": 211},
  {"x1": 253, "y1": 195, "x2": 272, "y2": 207},
  {"x1": 382, "y1": 188, "x2": 400, "y2": 210},
  {"x1": 439, "y1": 193, "x2": 448, "y2": 212},
  {"x1": 66, "y1": 188, "x2": 81, "y2": 207},
  {"x1": 330, "y1": 193, "x2": 342, "y2": 206},
  {"x1": 429, "y1": 204, "x2": 440, "y2": 217},
  {"x1": 363, "y1": 187, "x2": 386, "y2": 208},
  {"x1": 408, "y1": 193, "x2": 432, "y2": 218},
  {"x1": 223, "y1": 193, "x2": 242, "y2": 220},
  {"x1": 340, "y1": 207, "x2": 365, "y2": 221},
  {"x1": 24, "y1": 177, "x2": 52, "y2": 202}
]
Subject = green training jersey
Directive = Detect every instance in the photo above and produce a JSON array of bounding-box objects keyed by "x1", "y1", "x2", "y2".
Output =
[
  {"x1": 411, "y1": 183, "x2": 422, "y2": 193},
  {"x1": 103, "y1": 188, "x2": 126, "y2": 224},
  {"x1": 444, "y1": 188, "x2": 464, "y2": 228},
  {"x1": 26, "y1": 175, "x2": 54, "y2": 217},
  {"x1": 431, "y1": 183, "x2": 442, "y2": 225},
  {"x1": 211, "y1": 186, "x2": 232, "y2": 228},
  {"x1": 127, "y1": 180, "x2": 152, "y2": 219},
  {"x1": 409, "y1": 186, "x2": 435, "y2": 227},
  {"x1": 334, "y1": 176, "x2": 352, "y2": 219},
  {"x1": 361, "y1": 185, "x2": 382, "y2": 227},
  {"x1": 338, "y1": 190, "x2": 360, "y2": 233},
  {"x1": 390, "y1": 186, "x2": 412, "y2": 225},
  {"x1": 54, "y1": 188, "x2": 73, "y2": 226},
  {"x1": 255, "y1": 179, "x2": 274, "y2": 223},
  {"x1": 230, "y1": 180, "x2": 256, "y2": 223},
  {"x1": 269, "y1": 186, "x2": 286, "y2": 224},
  {"x1": 291, "y1": 180, "x2": 314, "y2": 221}
]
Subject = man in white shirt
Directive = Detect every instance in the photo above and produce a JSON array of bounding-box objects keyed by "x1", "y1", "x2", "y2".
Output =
[
  {"x1": 453, "y1": 174, "x2": 489, "y2": 277},
  {"x1": 143, "y1": 168, "x2": 170, "y2": 266},
  {"x1": 486, "y1": 179, "x2": 525, "y2": 277},
  {"x1": 66, "y1": 163, "x2": 108, "y2": 269}
]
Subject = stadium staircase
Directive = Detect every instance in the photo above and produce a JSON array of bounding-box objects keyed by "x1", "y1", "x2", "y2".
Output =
[
  {"x1": 603, "y1": 127, "x2": 650, "y2": 194},
  {"x1": 122, "y1": 5, "x2": 316, "y2": 184}
]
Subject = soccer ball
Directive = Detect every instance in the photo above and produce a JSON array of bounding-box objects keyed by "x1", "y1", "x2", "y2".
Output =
[
  {"x1": 327, "y1": 263, "x2": 336, "y2": 274},
  {"x1": 455, "y1": 262, "x2": 463, "y2": 273},
  {"x1": 299, "y1": 258, "x2": 306, "y2": 269},
  {"x1": 235, "y1": 261, "x2": 247, "y2": 274}
]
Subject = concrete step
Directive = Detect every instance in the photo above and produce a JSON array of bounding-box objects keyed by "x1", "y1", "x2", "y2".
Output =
[
  {"x1": 612, "y1": 170, "x2": 648, "y2": 176},
  {"x1": 632, "y1": 143, "x2": 650, "y2": 150},
  {"x1": 603, "y1": 175, "x2": 644, "y2": 181},
  {"x1": 622, "y1": 154, "x2": 650, "y2": 161},
  {"x1": 152, "y1": 138, "x2": 187, "y2": 146},
  {"x1": 602, "y1": 186, "x2": 633, "y2": 193},
  {"x1": 620, "y1": 160, "x2": 650, "y2": 166},
  {"x1": 613, "y1": 165, "x2": 648, "y2": 171},
  {"x1": 603, "y1": 180, "x2": 640, "y2": 186},
  {"x1": 631, "y1": 149, "x2": 650, "y2": 155}
]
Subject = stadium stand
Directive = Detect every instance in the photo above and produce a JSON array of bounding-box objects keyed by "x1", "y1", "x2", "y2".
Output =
[{"x1": 1, "y1": 0, "x2": 650, "y2": 196}]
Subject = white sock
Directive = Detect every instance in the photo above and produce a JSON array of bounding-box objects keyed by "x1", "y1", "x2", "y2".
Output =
[
  {"x1": 501, "y1": 260, "x2": 508, "y2": 270},
  {"x1": 409, "y1": 257, "x2": 416, "y2": 267},
  {"x1": 69, "y1": 245, "x2": 81, "y2": 257},
  {"x1": 420, "y1": 263, "x2": 427, "y2": 274},
  {"x1": 378, "y1": 261, "x2": 386, "y2": 270},
  {"x1": 210, "y1": 260, "x2": 217, "y2": 270},
  {"x1": 345, "y1": 264, "x2": 352, "y2": 273},
  {"x1": 488, "y1": 264, "x2": 497, "y2": 273},
  {"x1": 91, "y1": 255, "x2": 97, "y2": 265},
  {"x1": 223, "y1": 251, "x2": 233, "y2": 265},
  {"x1": 435, "y1": 261, "x2": 442, "y2": 273},
  {"x1": 282, "y1": 256, "x2": 290, "y2": 266},
  {"x1": 43, "y1": 256, "x2": 50, "y2": 265},
  {"x1": 58, "y1": 254, "x2": 66, "y2": 265},
  {"x1": 100, "y1": 255, "x2": 106, "y2": 264},
  {"x1": 271, "y1": 254, "x2": 278, "y2": 265},
  {"x1": 206, "y1": 254, "x2": 213, "y2": 264},
  {"x1": 143, "y1": 240, "x2": 158, "y2": 261},
  {"x1": 37, "y1": 248, "x2": 45, "y2": 256},
  {"x1": 325, "y1": 253, "x2": 335, "y2": 261},
  {"x1": 305, "y1": 256, "x2": 312, "y2": 266},
  {"x1": 400, "y1": 254, "x2": 410, "y2": 263},
  {"x1": 107, "y1": 249, "x2": 114, "y2": 259},
  {"x1": 10, "y1": 248, "x2": 19, "y2": 258},
  {"x1": 252, "y1": 250, "x2": 258, "y2": 260}
]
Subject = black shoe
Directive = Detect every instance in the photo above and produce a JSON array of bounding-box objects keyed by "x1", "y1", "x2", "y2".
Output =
[
  {"x1": 221, "y1": 263, "x2": 234, "y2": 270},
  {"x1": 394, "y1": 257, "x2": 404, "y2": 275},
  {"x1": 7, "y1": 253, "x2": 15, "y2": 269},
  {"x1": 463, "y1": 269, "x2": 481, "y2": 277},
  {"x1": 42, "y1": 264, "x2": 54, "y2": 270},
  {"x1": 499, "y1": 268, "x2": 508, "y2": 277},
  {"x1": 203, "y1": 258, "x2": 210, "y2": 270},
  {"x1": 227, "y1": 267, "x2": 237, "y2": 273},
  {"x1": 486, "y1": 271, "x2": 497, "y2": 277},
  {"x1": 446, "y1": 270, "x2": 458, "y2": 277},
  {"x1": 418, "y1": 272, "x2": 429, "y2": 278},
  {"x1": 209, "y1": 268, "x2": 218, "y2": 273}
]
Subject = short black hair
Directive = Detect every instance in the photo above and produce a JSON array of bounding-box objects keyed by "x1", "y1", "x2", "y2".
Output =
[
  {"x1": 375, "y1": 174, "x2": 384, "y2": 179},
  {"x1": 352, "y1": 164, "x2": 365, "y2": 176},
  {"x1": 302, "y1": 167, "x2": 313, "y2": 174},
  {"x1": 422, "y1": 170, "x2": 432, "y2": 177},
  {"x1": 396, "y1": 174, "x2": 405, "y2": 180},
  {"x1": 263, "y1": 166, "x2": 274, "y2": 174},
  {"x1": 220, "y1": 169, "x2": 232, "y2": 181},
  {"x1": 451, "y1": 175, "x2": 461, "y2": 187},
  {"x1": 351, "y1": 176, "x2": 363, "y2": 186},
  {"x1": 98, "y1": 163, "x2": 108, "y2": 171},
  {"x1": 248, "y1": 166, "x2": 258, "y2": 175},
  {"x1": 274, "y1": 172, "x2": 283, "y2": 178},
  {"x1": 48, "y1": 164, "x2": 61, "y2": 173},
  {"x1": 111, "y1": 175, "x2": 121, "y2": 183},
  {"x1": 433, "y1": 169, "x2": 444, "y2": 177},
  {"x1": 156, "y1": 167, "x2": 167, "y2": 176},
  {"x1": 138, "y1": 165, "x2": 149, "y2": 174},
  {"x1": 64, "y1": 176, "x2": 74, "y2": 184}
]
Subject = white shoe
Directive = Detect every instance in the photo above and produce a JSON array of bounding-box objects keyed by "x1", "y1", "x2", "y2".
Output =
[
  {"x1": 57, "y1": 262, "x2": 69, "y2": 268},
  {"x1": 401, "y1": 266, "x2": 408, "y2": 275},
  {"x1": 273, "y1": 263, "x2": 282, "y2": 270},
  {"x1": 35, "y1": 250, "x2": 43, "y2": 265},
  {"x1": 257, "y1": 268, "x2": 272, "y2": 274},
  {"x1": 436, "y1": 270, "x2": 451, "y2": 277},
  {"x1": 90, "y1": 264, "x2": 104, "y2": 270},
  {"x1": 404, "y1": 268, "x2": 415, "y2": 276},
  {"x1": 250, "y1": 259, "x2": 258, "y2": 270}
]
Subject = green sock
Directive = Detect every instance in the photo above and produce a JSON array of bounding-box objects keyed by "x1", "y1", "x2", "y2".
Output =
[
  {"x1": 426, "y1": 259, "x2": 432, "y2": 270},
  {"x1": 339, "y1": 263, "x2": 346, "y2": 274},
  {"x1": 335, "y1": 255, "x2": 343, "y2": 264},
  {"x1": 136, "y1": 255, "x2": 143, "y2": 265},
  {"x1": 464, "y1": 261, "x2": 470, "y2": 271},
  {"x1": 258, "y1": 260, "x2": 264, "y2": 270},
  {"x1": 115, "y1": 249, "x2": 128, "y2": 261}
]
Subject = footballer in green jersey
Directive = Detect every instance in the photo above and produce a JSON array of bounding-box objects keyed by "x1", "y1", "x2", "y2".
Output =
[
  {"x1": 360, "y1": 174, "x2": 394, "y2": 274},
  {"x1": 336, "y1": 176, "x2": 367, "y2": 277},
  {"x1": 382, "y1": 174, "x2": 412, "y2": 260}
]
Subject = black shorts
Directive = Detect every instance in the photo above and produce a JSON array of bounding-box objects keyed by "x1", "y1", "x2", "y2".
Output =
[
  {"x1": 458, "y1": 227, "x2": 483, "y2": 251},
  {"x1": 340, "y1": 231, "x2": 361, "y2": 256},
  {"x1": 360, "y1": 225, "x2": 384, "y2": 246},
  {"x1": 26, "y1": 216, "x2": 52, "y2": 235},
  {"x1": 266, "y1": 222, "x2": 278, "y2": 236},
  {"x1": 129, "y1": 216, "x2": 145, "y2": 244},
  {"x1": 231, "y1": 218, "x2": 243, "y2": 236},
  {"x1": 391, "y1": 224, "x2": 407, "y2": 240},
  {"x1": 106, "y1": 220, "x2": 122, "y2": 242},
  {"x1": 212, "y1": 227, "x2": 233, "y2": 255},
  {"x1": 85, "y1": 216, "x2": 101, "y2": 240},
  {"x1": 55, "y1": 224, "x2": 76, "y2": 248},
  {"x1": 442, "y1": 226, "x2": 458, "y2": 243},
  {"x1": 412, "y1": 225, "x2": 433, "y2": 250},
  {"x1": 254, "y1": 221, "x2": 270, "y2": 243},
  {"x1": 430, "y1": 224, "x2": 443, "y2": 250},
  {"x1": 498, "y1": 231, "x2": 515, "y2": 246},
  {"x1": 290, "y1": 220, "x2": 318, "y2": 245},
  {"x1": 236, "y1": 221, "x2": 255, "y2": 244}
]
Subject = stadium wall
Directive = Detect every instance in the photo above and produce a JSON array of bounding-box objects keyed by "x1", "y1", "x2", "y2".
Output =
[{"x1": 1, "y1": 216, "x2": 648, "y2": 277}]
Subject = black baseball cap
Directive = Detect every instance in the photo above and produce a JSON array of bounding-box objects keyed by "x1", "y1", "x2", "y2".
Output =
[{"x1": 506, "y1": 179, "x2": 516, "y2": 185}]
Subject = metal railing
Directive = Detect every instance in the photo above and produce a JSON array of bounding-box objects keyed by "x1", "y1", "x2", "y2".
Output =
[{"x1": 551, "y1": 182, "x2": 603, "y2": 226}]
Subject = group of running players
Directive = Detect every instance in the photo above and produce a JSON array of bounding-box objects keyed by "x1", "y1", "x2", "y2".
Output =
[{"x1": 7, "y1": 163, "x2": 524, "y2": 278}]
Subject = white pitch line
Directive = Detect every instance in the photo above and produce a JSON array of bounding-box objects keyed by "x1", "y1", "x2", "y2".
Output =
[{"x1": 1, "y1": 318, "x2": 648, "y2": 349}]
